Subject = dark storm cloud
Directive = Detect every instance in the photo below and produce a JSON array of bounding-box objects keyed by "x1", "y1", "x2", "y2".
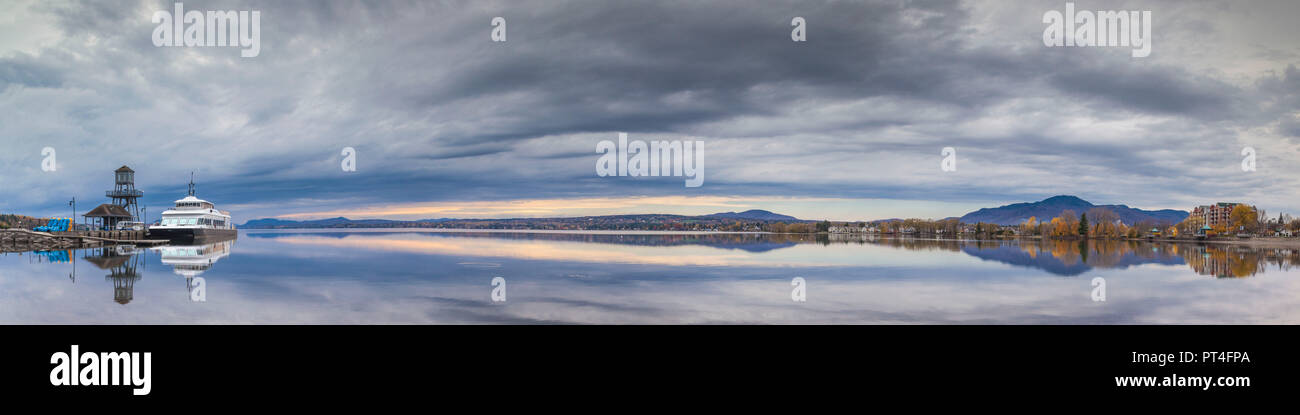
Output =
[
  {"x1": 312, "y1": 0, "x2": 988, "y2": 142},
  {"x1": 0, "y1": 54, "x2": 63, "y2": 88}
]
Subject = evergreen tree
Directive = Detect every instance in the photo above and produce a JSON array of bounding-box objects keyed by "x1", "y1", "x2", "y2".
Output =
[{"x1": 1078, "y1": 213, "x2": 1089, "y2": 237}]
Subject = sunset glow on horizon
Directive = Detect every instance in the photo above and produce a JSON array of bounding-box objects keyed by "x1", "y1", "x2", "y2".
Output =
[{"x1": 272, "y1": 195, "x2": 990, "y2": 222}]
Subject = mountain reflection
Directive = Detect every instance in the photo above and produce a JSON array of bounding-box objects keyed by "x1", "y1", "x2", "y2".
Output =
[
  {"x1": 856, "y1": 237, "x2": 1298, "y2": 278},
  {"x1": 251, "y1": 230, "x2": 1300, "y2": 278},
  {"x1": 11, "y1": 230, "x2": 1300, "y2": 323},
  {"x1": 248, "y1": 230, "x2": 806, "y2": 253}
]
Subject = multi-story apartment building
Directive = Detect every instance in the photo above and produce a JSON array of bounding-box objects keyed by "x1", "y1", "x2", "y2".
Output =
[{"x1": 1191, "y1": 202, "x2": 1241, "y2": 229}]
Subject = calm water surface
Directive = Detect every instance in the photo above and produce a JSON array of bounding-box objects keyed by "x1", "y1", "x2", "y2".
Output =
[{"x1": 3, "y1": 229, "x2": 1298, "y2": 324}]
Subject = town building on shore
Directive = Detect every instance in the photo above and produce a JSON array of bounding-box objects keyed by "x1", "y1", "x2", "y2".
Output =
[
  {"x1": 1191, "y1": 202, "x2": 1243, "y2": 229},
  {"x1": 828, "y1": 225, "x2": 876, "y2": 234}
]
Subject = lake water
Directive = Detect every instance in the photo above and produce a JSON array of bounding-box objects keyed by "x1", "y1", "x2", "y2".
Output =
[{"x1": 3, "y1": 229, "x2": 1299, "y2": 324}]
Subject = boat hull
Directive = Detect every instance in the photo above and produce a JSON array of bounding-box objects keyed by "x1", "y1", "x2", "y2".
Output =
[{"x1": 148, "y1": 227, "x2": 238, "y2": 243}]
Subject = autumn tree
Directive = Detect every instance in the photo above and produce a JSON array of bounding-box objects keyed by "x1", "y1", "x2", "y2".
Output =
[
  {"x1": 1257, "y1": 208, "x2": 1268, "y2": 233},
  {"x1": 1177, "y1": 215, "x2": 1204, "y2": 236},
  {"x1": 1022, "y1": 216, "x2": 1038, "y2": 236},
  {"x1": 1086, "y1": 207, "x2": 1119, "y2": 238},
  {"x1": 1050, "y1": 209, "x2": 1078, "y2": 237},
  {"x1": 1229, "y1": 204, "x2": 1258, "y2": 233},
  {"x1": 936, "y1": 218, "x2": 960, "y2": 235}
]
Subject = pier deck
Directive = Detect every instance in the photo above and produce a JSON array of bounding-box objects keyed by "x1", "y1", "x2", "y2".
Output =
[{"x1": 0, "y1": 229, "x2": 170, "y2": 252}]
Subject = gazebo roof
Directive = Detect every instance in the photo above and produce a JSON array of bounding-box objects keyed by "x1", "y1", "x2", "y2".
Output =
[
  {"x1": 83, "y1": 254, "x2": 131, "y2": 270},
  {"x1": 84, "y1": 204, "x2": 132, "y2": 218}
]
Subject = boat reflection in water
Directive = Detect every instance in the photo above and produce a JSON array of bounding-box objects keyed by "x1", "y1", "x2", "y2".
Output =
[
  {"x1": 69, "y1": 236, "x2": 236, "y2": 305},
  {"x1": 153, "y1": 237, "x2": 236, "y2": 302}
]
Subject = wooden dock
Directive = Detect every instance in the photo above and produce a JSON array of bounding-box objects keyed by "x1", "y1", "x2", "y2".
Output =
[{"x1": 0, "y1": 229, "x2": 169, "y2": 252}]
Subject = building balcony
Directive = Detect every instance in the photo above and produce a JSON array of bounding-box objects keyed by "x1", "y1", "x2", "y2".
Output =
[{"x1": 106, "y1": 190, "x2": 144, "y2": 198}]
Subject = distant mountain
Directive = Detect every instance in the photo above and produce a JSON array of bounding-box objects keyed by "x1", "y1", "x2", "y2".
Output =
[
  {"x1": 241, "y1": 210, "x2": 805, "y2": 229},
  {"x1": 241, "y1": 218, "x2": 308, "y2": 228},
  {"x1": 864, "y1": 216, "x2": 962, "y2": 224},
  {"x1": 702, "y1": 210, "x2": 800, "y2": 221},
  {"x1": 241, "y1": 217, "x2": 402, "y2": 228},
  {"x1": 959, "y1": 195, "x2": 1188, "y2": 226}
]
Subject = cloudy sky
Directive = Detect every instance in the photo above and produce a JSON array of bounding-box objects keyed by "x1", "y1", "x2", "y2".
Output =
[{"x1": 2, "y1": 0, "x2": 1298, "y2": 222}]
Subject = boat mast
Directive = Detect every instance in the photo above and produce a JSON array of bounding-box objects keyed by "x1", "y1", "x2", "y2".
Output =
[{"x1": 187, "y1": 172, "x2": 196, "y2": 197}]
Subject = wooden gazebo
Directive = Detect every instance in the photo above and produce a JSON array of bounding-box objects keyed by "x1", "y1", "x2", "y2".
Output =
[{"x1": 83, "y1": 204, "x2": 132, "y2": 231}]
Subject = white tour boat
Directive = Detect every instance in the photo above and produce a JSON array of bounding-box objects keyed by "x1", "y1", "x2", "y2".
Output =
[{"x1": 149, "y1": 175, "x2": 237, "y2": 241}]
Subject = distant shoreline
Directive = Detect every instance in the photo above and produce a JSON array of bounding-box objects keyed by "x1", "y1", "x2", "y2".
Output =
[
  {"x1": 237, "y1": 228, "x2": 1300, "y2": 248},
  {"x1": 242, "y1": 228, "x2": 770, "y2": 235}
]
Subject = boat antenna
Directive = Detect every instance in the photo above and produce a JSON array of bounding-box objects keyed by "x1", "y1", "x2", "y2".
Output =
[{"x1": 188, "y1": 172, "x2": 196, "y2": 196}]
